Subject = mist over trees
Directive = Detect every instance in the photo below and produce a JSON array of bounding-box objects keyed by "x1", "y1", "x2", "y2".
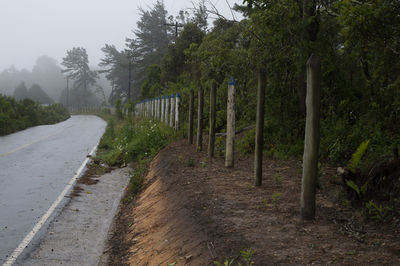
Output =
[
  {"x1": 28, "y1": 84, "x2": 54, "y2": 104},
  {"x1": 0, "y1": 56, "x2": 65, "y2": 101},
  {"x1": 60, "y1": 47, "x2": 102, "y2": 107}
]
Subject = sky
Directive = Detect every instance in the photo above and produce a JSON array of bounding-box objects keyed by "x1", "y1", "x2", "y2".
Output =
[{"x1": 0, "y1": 0, "x2": 242, "y2": 71}]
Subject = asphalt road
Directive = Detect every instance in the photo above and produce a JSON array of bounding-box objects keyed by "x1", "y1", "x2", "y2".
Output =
[{"x1": 0, "y1": 115, "x2": 106, "y2": 264}]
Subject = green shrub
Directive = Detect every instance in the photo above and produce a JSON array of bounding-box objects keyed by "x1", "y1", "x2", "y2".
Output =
[{"x1": 0, "y1": 94, "x2": 70, "y2": 136}]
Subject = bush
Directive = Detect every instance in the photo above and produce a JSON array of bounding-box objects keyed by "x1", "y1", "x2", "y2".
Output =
[{"x1": 0, "y1": 94, "x2": 70, "y2": 136}]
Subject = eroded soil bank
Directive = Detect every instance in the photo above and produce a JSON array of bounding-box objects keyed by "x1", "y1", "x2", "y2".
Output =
[{"x1": 104, "y1": 139, "x2": 400, "y2": 265}]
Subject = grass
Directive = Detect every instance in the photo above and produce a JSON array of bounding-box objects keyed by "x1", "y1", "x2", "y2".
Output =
[{"x1": 95, "y1": 112, "x2": 177, "y2": 201}]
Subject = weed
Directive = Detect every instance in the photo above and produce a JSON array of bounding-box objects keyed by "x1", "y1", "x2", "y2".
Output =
[
  {"x1": 262, "y1": 198, "x2": 268, "y2": 208},
  {"x1": 347, "y1": 140, "x2": 370, "y2": 173},
  {"x1": 240, "y1": 248, "x2": 255, "y2": 265},
  {"x1": 343, "y1": 199, "x2": 352, "y2": 209},
  {"x1": 272, "y1": 192, "x2": 281, "y2": 210},
  {"x1": 345, "y1": 180, "x2": 368, "y2": 199},
  {"x1": 214, "y1": 259, "x2": 235, "y2": 266},
  {"x1": 200, "y1": 160, "x2": 207, "y2": 168},
  {"x1": 273, "y1": 173, "x2": 282, "y2": 185},
  {"x1": 345, "y1": 250, "x2": 356, "y2": 255},
  {"x1": 214, "y1": 248, "x2": 255, "y2": 266},
  {"x1": 187, "y1": 157, "x2": 195, "y2": 167},
  {"x1": 365, "y1": 200, "x2": 393, "y2": 222}
]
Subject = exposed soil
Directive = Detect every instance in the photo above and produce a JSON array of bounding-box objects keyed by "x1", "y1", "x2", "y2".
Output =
[
  {"x1": 105, "y1": 139, "x2": 400, "y2": 265},
  {"x1": 69, "y1": 161, "x2": 113, "y2": 198}
]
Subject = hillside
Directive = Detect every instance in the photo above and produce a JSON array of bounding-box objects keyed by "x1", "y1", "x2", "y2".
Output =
[{"x1": 104, "y1": 138, "x2": 400, "y2": 265}]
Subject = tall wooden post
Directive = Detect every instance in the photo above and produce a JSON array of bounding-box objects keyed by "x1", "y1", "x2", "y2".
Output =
[
  {"x1": 225, "y1": 77, "x2": 236, "y2": 168},
  {"x1": 254, "y1": 68, "x2": 266, "y2": 186},
  {"x1": 189, "y1": 90, "x2": 194, "y2": 144},
  {"x1": 300, "y1": 54, "x2": 321, "y2": 220},
  {"x1": 197, "y1": 86, "x2": 204, "y2": 151},
  {"x1": 208, "y1": 81, "x2": 217, "y2": 158}
]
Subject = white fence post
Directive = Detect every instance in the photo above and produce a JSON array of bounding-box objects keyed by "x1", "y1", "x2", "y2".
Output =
[
  {"x1": 170, "y1": 94, "x2": 175, "y2": 127},
  {"x1": 161, "y1": 96, "x2": 165, "y2": 123},
  {"x1": 165, "y1": 95, "x2": 169, "y2": 124},
  {"x1": 175, "y1": 93, "x2": 180, "y2": 130}
]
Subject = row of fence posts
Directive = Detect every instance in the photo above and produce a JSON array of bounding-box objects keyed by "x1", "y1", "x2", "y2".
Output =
[
  {"x1": 134, "y1": 93, "x2": 181, "y2": 130},
  {"x1": 133, "y1": 54, "x2": 321, "y2": 221},
  {"x1": 185, "y1": 54, "x2": 321, "y2": 221},
  {"x1": 69, "y1": 106, "x2": 103, "y2": 113}
]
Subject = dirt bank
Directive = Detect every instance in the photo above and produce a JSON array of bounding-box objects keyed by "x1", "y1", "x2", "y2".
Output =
[{"x1": 105, "y1": 139, "x2": 400, "y2": 265}]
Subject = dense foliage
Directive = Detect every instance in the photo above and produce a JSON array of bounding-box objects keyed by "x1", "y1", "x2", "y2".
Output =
[
  {"x1": 0, "y1": 94, "x2": 70, "y2": 135},
  {"x1": 100, "y1": 0, "x2": 400, "y2": 164},
  {"x1": 96, "y1": 114, "x2": 176, "y2": 201},
  {"x1": 98, "y1": 117, "x2": 176, "y2": 166}
]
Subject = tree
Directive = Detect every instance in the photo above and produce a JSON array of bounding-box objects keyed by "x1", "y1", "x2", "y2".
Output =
[
  {"x1": 31, "y1": 56, "x2": 64, "y2": 101},
  {"x1": 13, "y1": 82, "x2": 29, "y2": 100},
  {"x1": 140, "y1": 64, "x2": 162, "y2": 99},
  {"x1": 125, "y1": 1, "x2": 171, "y2": 91},
  {"x1": 61, "y1": 47, "x2": 98, "y2": 106},
  {"x1": 160, "y1": 23, "x2": 205, "y2": 84},
  {"x1": 28, "y1": 84, "x2": 54, "y2": 104},
  {"x1": 99, "y1": 44, "x2": 130, "y2": 103}
]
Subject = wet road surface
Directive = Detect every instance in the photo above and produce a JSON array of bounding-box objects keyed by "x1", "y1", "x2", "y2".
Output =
[{"x1": 0, "y1": 115, "x2": 106, "y2": 264}]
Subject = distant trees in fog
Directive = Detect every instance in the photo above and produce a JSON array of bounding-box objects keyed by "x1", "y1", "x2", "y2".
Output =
[
  {"x1": 61, "y1": 47, "x2": 101, "y2": 108},
  {"x1": 13, "y1": 82, "x2": 54, "y2": 104},
  {"x1": 0, "y1": 56, "x2": 64, "y2": 101}
]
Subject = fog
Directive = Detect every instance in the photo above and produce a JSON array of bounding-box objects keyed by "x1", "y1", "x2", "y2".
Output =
[{"x1": 0, "y1": 0, "x2": 240, "y2": 103}]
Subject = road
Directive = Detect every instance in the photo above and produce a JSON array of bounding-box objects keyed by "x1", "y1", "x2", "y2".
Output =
[{"x1": 0, "y1": 115, "x2": 106, "y2": 264}]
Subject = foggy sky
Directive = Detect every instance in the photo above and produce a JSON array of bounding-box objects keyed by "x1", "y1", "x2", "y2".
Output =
[{"x1": 0, "y1": 0, "x2": 241, "y2": 71}]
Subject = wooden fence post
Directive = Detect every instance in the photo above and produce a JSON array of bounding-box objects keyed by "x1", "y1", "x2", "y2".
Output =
[
  {"x1": 300, "y1": 54, "x2": 321, "y2": 220},
  {"x1": 208, "y1": 81, "x2": 217, "y2": 158},
  {"x1": 197, "y1": 85, "x2": 204, "y2": 151},
  {"x1": 255, "y1": 68, "x2": 266, "y2": 186},
  {"x1": 189, "y1": 90, "x2": 194, "y2": 144},
  {"x1": 225, "y1": 77, "x2": 236, "y2": 168}
]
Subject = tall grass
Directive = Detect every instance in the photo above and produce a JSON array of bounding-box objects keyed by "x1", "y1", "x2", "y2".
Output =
[{"x1": 96, "y1": 115, "x2": 177, "y2": 200}]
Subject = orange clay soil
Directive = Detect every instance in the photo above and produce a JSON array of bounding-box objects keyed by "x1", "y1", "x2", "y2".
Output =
[{"x1": 104, "y1": 139, "x2": 400, "y2": 265}]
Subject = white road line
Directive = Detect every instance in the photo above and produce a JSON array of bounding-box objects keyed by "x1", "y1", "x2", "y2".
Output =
[{"x1": 2, "y1": 144, "x2": 98, "y2": 266}]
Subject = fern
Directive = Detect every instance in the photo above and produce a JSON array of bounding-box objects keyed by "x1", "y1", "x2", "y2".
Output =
[
  {"x1": 347, "y1": 140, "x2": 370, "y2": 173},
  {"x1": 346, "y1": 180, "x2": 360, "y2": 197}
]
